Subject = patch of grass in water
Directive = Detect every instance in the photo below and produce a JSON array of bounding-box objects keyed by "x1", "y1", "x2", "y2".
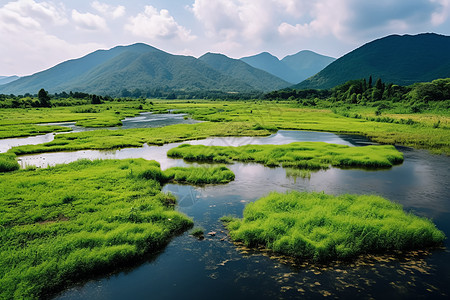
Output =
[
  {"x1": 223, "y1": 191, "x2": 445, "y2": 262},
  {"x1": 0, "y1": 159, "x2": 235, "y2": 299},
  {"x1": 167, "y1": 142, "x2": 404, "y2": 170}
]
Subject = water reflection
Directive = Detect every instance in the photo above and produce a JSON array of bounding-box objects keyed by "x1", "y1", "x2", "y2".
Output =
[
  {"x1": 21, "y1": 130, "x2": 448, "y2": 300},
  {"x1": 0, "y1": 112, "x2": 199, "y2": 153}
]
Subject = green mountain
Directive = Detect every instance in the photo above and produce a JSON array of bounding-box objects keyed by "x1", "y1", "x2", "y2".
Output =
[
  {"x1": 241, "y1": 51, "x2": 335, "y2": 84},
  {"x1": 0, "y1": 76, "x2": 19, "y2": 85},
  {"x1": 0, "y1": 44, "x2": 289, "y2": 96},
  {"x1": 296, "y1": 33, "x2": 450, "y2": 89},
  {"x1": 199, "y1": 53, "x2": 290, "y2": 91}
]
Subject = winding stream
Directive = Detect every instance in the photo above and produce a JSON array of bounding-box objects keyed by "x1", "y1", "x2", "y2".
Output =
[{"x1": 2, "y1": 115, "x2": 449, "y2": 299}]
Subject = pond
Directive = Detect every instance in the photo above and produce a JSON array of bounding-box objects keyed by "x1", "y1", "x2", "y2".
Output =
[{"x1": 19, "y1": 130, "x2": 446, "y2": 300}]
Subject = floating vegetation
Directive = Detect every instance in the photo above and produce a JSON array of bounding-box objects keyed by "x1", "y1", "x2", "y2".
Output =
[
  {"x1": 167, "y1": 142, "x2": 404, "y2": 170},
  {"x1": 223, "y1": 191, "x2": 445, "y2": 262}
]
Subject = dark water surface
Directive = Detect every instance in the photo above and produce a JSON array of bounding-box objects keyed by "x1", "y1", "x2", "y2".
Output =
[{"x1": 45, "y1": 130, "x2": 450, "y2": 300}]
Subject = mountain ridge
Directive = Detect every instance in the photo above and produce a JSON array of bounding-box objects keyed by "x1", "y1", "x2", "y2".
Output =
[
  {"x1": 241, "y1": 50, "x2": 335, "y2": 84},
  {"x1": 296, "y1": 33, "x2": 450, "y2": 89},
  {"x1": 0, "y1": 44, "x2": 290, "y2": 96}
]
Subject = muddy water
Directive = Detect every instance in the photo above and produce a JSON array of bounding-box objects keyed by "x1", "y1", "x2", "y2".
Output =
[{"x1": 44, "y1": 131, "x2": 450, "y2": 300}]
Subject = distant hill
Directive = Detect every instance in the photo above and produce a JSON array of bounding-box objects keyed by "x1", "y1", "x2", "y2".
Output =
[
  {"x1": 199, "y1": 53, "x2": 290, "y2": 91},
  {"x1": 296, "y1": 33, "x2": 450, "y2": 89},
  {"x1": 0, "y1": 44, "x2": 289, "y2": 96},
  {"x1": 0, "y1": 76, "x2": 19, "y2": 85},
  {"x1": 241, "y1": 51, "x2": 335, "y2": 84}
]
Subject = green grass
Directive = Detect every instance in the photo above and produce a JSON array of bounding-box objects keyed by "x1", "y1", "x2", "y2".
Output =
[
  {"x1": 190, "y1": 227, "x2": 205, "y2": 239},
  {"x1": 164, "y1": 165, "x2": 235, "y2": 185},
  {"x1": 2, "y1": 100, "x2": 449, "y2": 154},
  {"x1": 223, "y1": 191, "x2": 445, "y2": 262},
  {"x1": 0, "y1": 102, "x2": 150, "y2": 138},
  {"x1": 0, "y1": 153, "x2": 20, "y2": 172},
  {"x1": 167, "y1": 142, "x2": 404, "y2": 170},
  {"x1": 151, "y1": 100, "x2": 450, "y2": 154},
  {"x1": 0, "y1": 159, "x2": 235, "y2": 299},
  {"x1": 8, "y1": 122, "x2": 272, "y2": 155}
]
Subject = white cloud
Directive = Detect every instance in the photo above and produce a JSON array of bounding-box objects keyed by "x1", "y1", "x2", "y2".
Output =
[
  {"x1": 0, "y1": 1, "x2": 103, "y2": 75},
  {"x1": 431, "y1": 0, "x2": 450, "y2": 25},
  {"x1": 91, "y1": 1, "x2": 125, "y2": 19},
  {"x1": 0, "y1": 0, "x2": 66, "y2": 30},
  {"x1": 71, "y1": 9, "x2": 107, "y2": 31},
  {"x1": 125, "y1": 5, "x2": 195, "y2": 41}
]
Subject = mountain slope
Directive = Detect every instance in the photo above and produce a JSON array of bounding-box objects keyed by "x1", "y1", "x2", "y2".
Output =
[
  {"x1": 0, "y1": 43, "x2": 161, "y2": 95},
  {"x1": 281, "y1": 51, "x2": 335, "y2": 83},
  {"x1": 296, "y1": 33, "x2": 450, "y2": 89},
  {"x1": 241, "y1": 51, "x2": 335, "y2": 84},
  {"x1": 0, "y1": 44, "x2": 290, "y2": 95},
  {"x1": 199, "y1": 53, "x2": 290, "y2": 91},
  {"x1": 62, "y1": 51, "x2": 253, "y2": 94},
  {"x1": 240, "y1": 52, "x2": 298, "y2": 83},
  {"x1": 0, "y1": 76, "x2": 19, "y2": 85}
]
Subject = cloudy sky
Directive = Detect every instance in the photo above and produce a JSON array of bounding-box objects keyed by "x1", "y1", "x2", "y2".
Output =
[{"x1": 1, "y1": 0, "x2": 449, "y2": 76}]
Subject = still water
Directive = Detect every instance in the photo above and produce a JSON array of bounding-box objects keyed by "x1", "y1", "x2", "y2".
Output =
[
  {"x1": 24, "y1": 130, "x2": 447, "y2": 300},
  {"x1": 0, "y1": 112, "x2": 198, "y2": 153}
]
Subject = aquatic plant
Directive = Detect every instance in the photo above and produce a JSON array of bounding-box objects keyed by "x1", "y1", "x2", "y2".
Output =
[
  {"x1": 223, "y1": 191, "x2": 445, "y2": 262},
  {"x1": 167, "y1": 142, "x2": 404, "y2": 170},
  {"x1": 164, "y1": 165, "x2": 235, "y2": 184},
  {"x1": 0, "y1": 159, "x2": 235, "y2": 299},
  {"x1": 190, "y1": 227, "x2": 205, "y2": 239}
]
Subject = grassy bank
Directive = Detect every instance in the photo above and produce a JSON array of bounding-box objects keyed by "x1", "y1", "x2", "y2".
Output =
[
  {"x1": 8, "y1": 122, "x2": 272, "y2": 155},
  {"x1": 167, "y1": 142, "x2": 404, "y2": 169},
  {"x1": 223, "y1": 191, "x2": 445, "y2": 261},
  {"x1": 0, "y1": 159, "x2": 234, "y2": 299}
]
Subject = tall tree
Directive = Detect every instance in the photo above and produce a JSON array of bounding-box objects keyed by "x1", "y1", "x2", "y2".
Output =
[{"x1": 38, "y1": 88, "x2": 51, "y2": 107}]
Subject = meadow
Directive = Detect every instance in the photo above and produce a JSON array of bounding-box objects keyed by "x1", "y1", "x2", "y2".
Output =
[
  {"x1": 1, "y1": 99, "x2": 449, "y2": 155},
  {"x1": 222, "y1": 191, "x2": 446, "y2": 261},
  {"x1": 167, "y1": 142, "x2": 404, "y2": 169},
  {"x1": 0, "y1": 159, "x2": 234, "y2": 299},
  {"x1": 0, "y1": 102, "x2": 149, "y2": 138}
]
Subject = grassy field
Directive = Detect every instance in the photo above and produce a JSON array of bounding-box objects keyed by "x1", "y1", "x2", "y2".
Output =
[
  {"x1": 152, "y1": 100, "x2": 450, "y2": 154},
  {"x1": 2, "y1": 100, "x2": 449, "y2": 154},
  {"x1": 222, "y1": 191, "x2": 445, "y2": 261},
  {"x1": 8, "y1": 122, "x2": 273, "y2": 155},
  {"x1": 0, "y1": 159, "x2": 234, "y2": 299},
  {"x1": 0, "y1": 102, "x2": 149, "y2": 138},
  {"x1": 167, "y1": 142, "x2": 404, "y2": 169}
]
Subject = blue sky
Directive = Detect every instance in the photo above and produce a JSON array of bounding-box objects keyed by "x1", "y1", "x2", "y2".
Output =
[{"x1": 1, "y1": 0, "x2": 449, "y2": 76}]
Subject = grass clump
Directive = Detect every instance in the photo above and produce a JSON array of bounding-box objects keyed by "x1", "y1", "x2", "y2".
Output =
[
  {"x1": 224, "y1": 191, "x2": 445, "y2": 262},
  {"x1": 163, "y1": 165, "x2": 235, "y2": 185},
  {"x1": 0, "y1": 159, "x2": 235, "y2": 299},
  {"x1": 190, "y1": 227, "x2": 205, "y2": 239},
  {"x1": 0, "y1": 159, "x2": 208, "y2": 299},
  {"x1": 167, "y1": 142, "x2": 404, "y2": 170},
  {"x1": 0, "y1": 153, "x2": 20, "y2": 172}
]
